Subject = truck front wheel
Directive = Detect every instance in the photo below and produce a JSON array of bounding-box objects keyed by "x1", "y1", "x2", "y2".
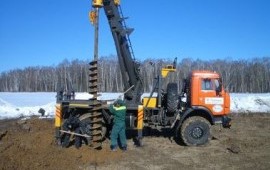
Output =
[{"x1": 180, "y1": 116, "x2": 211, "y2": 146}]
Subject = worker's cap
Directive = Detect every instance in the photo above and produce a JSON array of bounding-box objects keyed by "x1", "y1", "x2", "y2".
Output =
[{"x1": 115, "y1": 99, "x2": 125, "y2": 106}]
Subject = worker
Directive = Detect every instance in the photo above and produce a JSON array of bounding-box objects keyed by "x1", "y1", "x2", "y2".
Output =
[{"x1": 109, "y1": 99, "x2": 127, "y2": 151}]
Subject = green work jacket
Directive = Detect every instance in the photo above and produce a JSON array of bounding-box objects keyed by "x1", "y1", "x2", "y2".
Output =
[{"x1": 109, "y1": 104, "x2": 127, "y2": 124}]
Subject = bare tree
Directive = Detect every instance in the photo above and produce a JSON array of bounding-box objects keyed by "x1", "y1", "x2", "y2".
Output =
[{"x1": 1, "y1": 57, "x2": 269, "y2": 93}]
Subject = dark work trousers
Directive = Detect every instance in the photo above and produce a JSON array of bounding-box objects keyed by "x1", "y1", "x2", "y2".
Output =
[{"x1": 110, "y1": 122, "x2": 127, "y2": 148}]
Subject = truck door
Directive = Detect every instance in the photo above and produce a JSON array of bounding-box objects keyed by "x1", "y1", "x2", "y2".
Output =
[{"x1": 199, "y1": 78, "x2": 225, "y2": 115}]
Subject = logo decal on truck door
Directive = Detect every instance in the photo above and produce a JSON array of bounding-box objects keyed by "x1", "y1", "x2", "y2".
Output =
[{"x1": 205, "y1": 97, "x2": 224, "y2": 105}]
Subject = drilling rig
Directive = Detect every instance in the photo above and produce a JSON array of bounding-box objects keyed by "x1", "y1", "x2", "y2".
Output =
[{"x1": 55, "y1": 0, "x2": 231, "y2": 149}]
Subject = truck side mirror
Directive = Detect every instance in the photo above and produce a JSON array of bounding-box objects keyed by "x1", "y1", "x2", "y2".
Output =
[
  {"x1": 216, "y1": 85, "x2": 222, "y2": 93},
  {"x1": 215, "y1": 78, "x2": 222, "y2": 94}
]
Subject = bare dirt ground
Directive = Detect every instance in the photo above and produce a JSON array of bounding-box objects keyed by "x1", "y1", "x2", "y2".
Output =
[{"x1": 0, "y1": 114, "x2": 270, "y2": 170}]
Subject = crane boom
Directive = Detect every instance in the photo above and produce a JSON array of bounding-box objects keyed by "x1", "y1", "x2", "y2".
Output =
[{"x1": 102, "y1": 0, "x2": 143, "y2": 106}]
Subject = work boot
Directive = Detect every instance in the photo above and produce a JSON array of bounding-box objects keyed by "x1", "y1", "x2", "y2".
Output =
[
  {"x1": 122, "y1": 146, "x2": 127, "y2": 152},
  {"x1": 110, "y1": 145, "x2": 117, "y2": 151}
]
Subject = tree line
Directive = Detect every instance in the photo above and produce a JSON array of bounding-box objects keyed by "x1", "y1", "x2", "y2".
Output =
[{"x1": 0, "y1": 56, "x2": 270, "y2": 93}]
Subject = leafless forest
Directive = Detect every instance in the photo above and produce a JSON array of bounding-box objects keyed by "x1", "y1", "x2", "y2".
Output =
[{"x1": 0, "y1": 56, "x2": 270, "y2": 93}]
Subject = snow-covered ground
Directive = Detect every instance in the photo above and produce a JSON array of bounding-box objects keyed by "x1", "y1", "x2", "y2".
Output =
[{"x1": 0, "y1": 92, "x2": 269, "y2": 119}]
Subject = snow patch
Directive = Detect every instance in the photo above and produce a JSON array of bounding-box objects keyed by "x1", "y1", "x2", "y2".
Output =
[
  {"x1": 0, "y1": 92, "x2": 269, "y2": 119},
  {"x1": 230, "y1": 93, "x2": 270, "y2": 113}
]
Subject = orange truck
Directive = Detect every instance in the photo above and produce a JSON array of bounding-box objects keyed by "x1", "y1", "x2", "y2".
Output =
[
  {"x1": 132, "y1": 65, "x2": 232, "y2": 146},
  {"x1": 55, "y1": 0, "x2": 231, "y2": 148}
]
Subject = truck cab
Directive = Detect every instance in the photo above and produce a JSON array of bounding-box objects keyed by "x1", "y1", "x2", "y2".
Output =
[{"x1": 190, "y1": 70, "x2": 230, "y2": 116}]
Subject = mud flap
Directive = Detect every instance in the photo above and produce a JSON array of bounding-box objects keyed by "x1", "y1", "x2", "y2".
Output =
[{"x1": 222, "y1": 116, "x2": 231, "y2": 128}]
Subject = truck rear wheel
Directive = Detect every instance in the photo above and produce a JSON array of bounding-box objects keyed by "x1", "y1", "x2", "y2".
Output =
[
  {"x1": 166, "y1": 83, "x2": 178, "y2": 116},
  {"x1": 79, "y1": 113, "x2": 107, "y2": 149},
  {"x1": 180, "y1": 116, "x2": 211, "y2": 146}
]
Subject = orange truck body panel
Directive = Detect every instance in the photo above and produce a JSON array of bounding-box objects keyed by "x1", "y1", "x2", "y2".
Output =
[{"x1": 191, "y1": 70, "x2": 230, "y2": 116}]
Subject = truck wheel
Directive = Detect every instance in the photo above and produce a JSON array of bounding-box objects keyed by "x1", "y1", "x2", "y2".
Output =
[
  {"x1": 180, "y1": 116, "x2": 211, "y2": 146},
  {"x1": 166, "y1": 83, "x2": 178, "y2": 116},
  {"x1": 79, "y1": 113, "x2": 107, "y2": 149}
]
